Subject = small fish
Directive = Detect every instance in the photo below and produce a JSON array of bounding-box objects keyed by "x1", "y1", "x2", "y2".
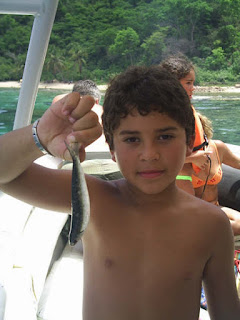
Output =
[{"x1": 64, "y1": 141, "x2": 90, "y2": 246}]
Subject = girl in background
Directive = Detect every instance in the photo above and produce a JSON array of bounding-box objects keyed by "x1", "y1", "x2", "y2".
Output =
[
  {"x1": 195, "y1": 112, "x2": 240, "y2": 236},
  {"x1": 160, "y1": 54, "x2": 211, "y2": 195}
]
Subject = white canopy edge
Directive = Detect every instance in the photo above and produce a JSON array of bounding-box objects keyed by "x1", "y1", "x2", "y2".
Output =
[{"x1": 0, "y1": 0, "x2": 43, "y2": 15}]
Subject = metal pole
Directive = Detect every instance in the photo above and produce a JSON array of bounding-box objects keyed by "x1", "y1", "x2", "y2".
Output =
[{"x1": 13, "y1": 0, "x2": 59, "y2": 130}]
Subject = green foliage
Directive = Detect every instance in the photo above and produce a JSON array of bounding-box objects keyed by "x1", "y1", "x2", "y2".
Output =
[
  {"x1": 196, "y1": 68, "x2": 237, "y2": 85},
  {"x1": 141, "y1": 28, "x2": 168, "y2": 64},
  {"x1": 0, "y1": 0, "x2": 240, "y2": 84},
  {"x1": 205, "y1": 47, "x2": 227, "y2": 70},
  {"x1": 231, "y1": 51, "x2": 240, "y2": 76},
  {"x1": 0, "y1": 57, "x2": 14, "y2": 81},
  {"x1": 109, "y1": 27, "x2": 140, "y2": 66}
]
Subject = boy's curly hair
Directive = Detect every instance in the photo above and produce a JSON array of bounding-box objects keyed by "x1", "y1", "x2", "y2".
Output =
[{"x1": 102, "y1": 65, "x2": 195, "y2": 150}]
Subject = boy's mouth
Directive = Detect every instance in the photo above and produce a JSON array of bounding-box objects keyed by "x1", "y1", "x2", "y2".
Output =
[{"x1": 138, "y1": 170, "x2": 164, "y2": 179}]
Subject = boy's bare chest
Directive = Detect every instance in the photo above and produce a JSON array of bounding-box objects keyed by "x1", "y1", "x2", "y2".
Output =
[
  {"x1": 83, "y1": 204, "x2": 207, "y2": 320},
  {"x1": 85, "y1": 200, "x2": 209, "y2": 279}
]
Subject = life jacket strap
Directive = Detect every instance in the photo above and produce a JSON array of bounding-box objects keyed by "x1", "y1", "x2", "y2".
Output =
[{"x1": 193, "y1": 134, "x2": 209, "y2": 152}]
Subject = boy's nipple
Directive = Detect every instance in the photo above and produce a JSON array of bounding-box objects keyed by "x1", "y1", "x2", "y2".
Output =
[
  {"x1": 183, "y1": 271, "x2": 194, "y2": 281},
  {"x1": 104, "y1": 257, "x2": 114, "y2": 269}
]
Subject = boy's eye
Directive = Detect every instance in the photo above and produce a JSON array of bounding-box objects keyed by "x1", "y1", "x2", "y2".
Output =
[
  {"x1": 124, "y1": 137, "x2": 140, "y2": 143},
  {"x1": 158, "y1": 134, "x2": 173, "y2": 141}
]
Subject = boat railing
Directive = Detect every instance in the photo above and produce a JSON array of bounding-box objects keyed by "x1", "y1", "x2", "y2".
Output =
[{"x1": 0, "y1": 0, "x2": 59, "y2": 130}]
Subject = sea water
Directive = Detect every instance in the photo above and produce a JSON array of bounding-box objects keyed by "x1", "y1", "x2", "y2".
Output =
[
  {"x1": 193, "y1": 92, "x2": 240, "y2": 145},
  {"x1": 1, "y1": 88, "x2": 240, "y2": 145},
  {"x1": 0, "y1": 88, "x2": 65, "y2": 135}
]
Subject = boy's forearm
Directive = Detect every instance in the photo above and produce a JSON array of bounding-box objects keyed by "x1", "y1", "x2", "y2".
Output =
[
  {"x1": 0, "y1": 125, "x2": 42, "y2": 184},
  {"x1": 0, "y1": 94, "x2": 102, "y2": 185}
]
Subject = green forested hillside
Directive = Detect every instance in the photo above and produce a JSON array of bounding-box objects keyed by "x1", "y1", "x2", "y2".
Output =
[{"x1": 1, "y1": 0, "x2": 240, "y2": 85}]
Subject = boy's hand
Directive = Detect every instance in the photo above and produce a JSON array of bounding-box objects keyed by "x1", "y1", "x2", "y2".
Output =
[{"x1": 35, "y1": 92, "x2": 102, "y2": 161}]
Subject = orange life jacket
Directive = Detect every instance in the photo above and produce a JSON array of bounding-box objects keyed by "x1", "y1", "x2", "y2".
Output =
[{"x1": 192, "y1": 106, "x2": 206, "y2": 174}]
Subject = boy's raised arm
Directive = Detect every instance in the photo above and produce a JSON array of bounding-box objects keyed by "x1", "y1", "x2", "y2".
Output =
[
  {"x1": 0, "y1": 124, "x2": 41, "y2": 184},
  {"x1": 0, "y1": 93, "x2": 101, "y2": 184},
  {"x1": 0, "y1": 93, "x2": 102, "y2": 211},
  {"x1": 203, "y1": 207, "x2": 240, "y2": 319}
]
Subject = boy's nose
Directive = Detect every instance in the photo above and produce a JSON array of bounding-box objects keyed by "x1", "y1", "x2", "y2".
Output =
[{"x1": 140, "y1": 144, "x2": 160, "y2": 161}]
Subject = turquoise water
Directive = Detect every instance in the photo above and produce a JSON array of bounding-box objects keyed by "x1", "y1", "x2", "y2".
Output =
[
  {"x1": 1, "y1": 88, "x2": 240, "y2": 145},
  {"x1": 0, "y1": 88, "x2": 64, "y2": 134},
  {"x1": 192, "y1": 92, "x2": 240, "y2": 145}
]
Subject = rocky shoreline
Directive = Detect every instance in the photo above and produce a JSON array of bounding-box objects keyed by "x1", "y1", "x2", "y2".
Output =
[
  {"x1": 1, "y1": 81, "x2": 240, "y2": 93},
  {"x1": 195, "y1": 85, "x2": 240, "y2": 93},
  {"x1": 0, "y1": 81, "x2": 108, "y2": 93}
]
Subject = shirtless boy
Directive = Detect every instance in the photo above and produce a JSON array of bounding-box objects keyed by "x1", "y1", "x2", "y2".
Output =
[{"x1": 0, "y1": 66, "x2": 240, "y2": 319}]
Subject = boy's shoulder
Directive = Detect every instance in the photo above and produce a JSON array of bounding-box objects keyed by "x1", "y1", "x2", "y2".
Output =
[
  {"x1": 177, "y1": 192, "x2": 232, "y2": 251},
  {"x1": 178, "y1": 189, "x2": 229, "y2": 224},
  {"x1": 86, "y1": 174, "x2": 124, "y2": 197}
]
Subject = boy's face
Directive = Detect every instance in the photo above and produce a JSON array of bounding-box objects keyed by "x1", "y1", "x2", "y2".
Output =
[
  {"x1": 180, "y1": 69, "x2": 195, "y2": 100},
  {"x1": 111, "y1": 110, "x2": 193, "y2": 195}
]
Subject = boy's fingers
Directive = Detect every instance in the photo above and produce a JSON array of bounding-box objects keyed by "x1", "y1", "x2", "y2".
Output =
[
  {"x1": 78, "y1": 146, "x2": 86, "y2": 162},
  {"x1": 66, "y1": 124, "x2": 103, "y2": 147},
  {"x1": 52, "y1": 93, "x2": 67, "y2": 105},
  {"x1": 63, "y1": 94, "x2": 95, "y2": 121},
  {"x1": 63, "y1": 144, "x2": 86, "y2": 162},
  {"x1": 72, "y1": 110, "x2": 99, "y2": 131},
  {"x1": 61, "y1": 92, "x2": 82, "y2": 117},
  {"x1": 71, "y1": 95, "x2": 96, "y2": 119}
]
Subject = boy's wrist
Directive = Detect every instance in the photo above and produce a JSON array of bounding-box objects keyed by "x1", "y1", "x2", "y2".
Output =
[{"x1": 32, "y1": 119, "x2": 52, "y2": 156}]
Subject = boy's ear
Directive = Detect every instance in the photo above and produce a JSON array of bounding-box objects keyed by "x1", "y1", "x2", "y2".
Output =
[
  {"x1": 110, "y1": 150, "x2": 116, "y2": 162},
  {"x1": 186, "y1": 135, "x2": 195, "y2": 156}
]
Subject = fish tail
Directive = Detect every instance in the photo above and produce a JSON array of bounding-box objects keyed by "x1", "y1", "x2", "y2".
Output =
[{"x1": 64, "y1": 140, "x2": 80, "y2": 158}]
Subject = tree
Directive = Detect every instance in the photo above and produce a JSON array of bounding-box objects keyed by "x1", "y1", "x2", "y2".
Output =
[
  {"x1": 205, "y1": 47, "x2": 227, "y2": 70},
  {"x1": 141, "y1": 28, "x2": 168, "y2": 65},
  {"x1": 109, "y1": 27, "x2": 140, "y2": 66},
  {"x1": 1, "y1": 0, "x2": 240, "y2": 84},
  {"x1": 69, "y1": 44, "x2": 88, "y2": 75},
  {"x1": 44, "y1": 46, "x2": 65, "y2": 79},
  {"x1": 164, "y1": 0, "x2": 212, "y2": 55}
]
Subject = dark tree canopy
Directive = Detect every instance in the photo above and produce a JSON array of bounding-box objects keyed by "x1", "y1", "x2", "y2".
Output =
[{"x1": 0, "y1": 0, "x2": 240, "y2": 84}]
